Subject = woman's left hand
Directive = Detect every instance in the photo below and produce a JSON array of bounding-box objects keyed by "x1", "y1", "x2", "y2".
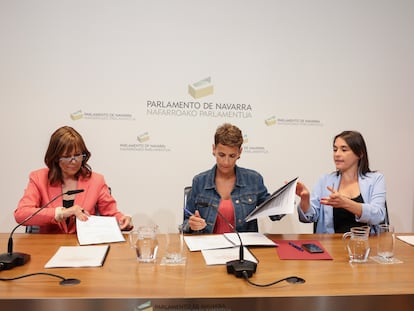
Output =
[{"x1": 320, "y1": 186, "x2": 349, "y2": 208}]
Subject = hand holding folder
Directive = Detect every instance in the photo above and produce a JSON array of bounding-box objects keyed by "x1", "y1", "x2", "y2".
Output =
[{"x1": 245, "y1": 177, "x2": 298, "y2": 222}]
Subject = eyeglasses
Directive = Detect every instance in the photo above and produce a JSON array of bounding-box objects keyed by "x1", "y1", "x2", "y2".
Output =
[{"x1": 59, "y1": 154, "x2": 86, "y2": 163}]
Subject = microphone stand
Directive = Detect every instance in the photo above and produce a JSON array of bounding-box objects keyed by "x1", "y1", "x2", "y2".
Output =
[
  {"x1": 0, "y1": 189, "x2": 84, "y2": 271},
  {"x1": 198, "y1": 202, "x2": 257, "y2": 278},
  {"x1": 221, "y1": 215, "x2": 257, "y2": 278}
]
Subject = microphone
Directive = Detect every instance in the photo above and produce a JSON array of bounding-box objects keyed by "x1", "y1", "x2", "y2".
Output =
[
  {"x1": 65, "y1": 189, "x2": 84, "y2": 195},
  {"x1": 197, "y1": 202, "x2": 257, "y2": 278},
  {"x1": 0, "y1": 189, "x2": 84, "y2": 271}
]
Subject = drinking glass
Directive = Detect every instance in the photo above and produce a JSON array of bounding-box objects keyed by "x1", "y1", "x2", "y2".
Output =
[
  {"x1": 164, "y1": 224, "x2": 186, "y2": 265},
  {"x1": 377, "y1": 224, "x2": 395, "y2": 261}
]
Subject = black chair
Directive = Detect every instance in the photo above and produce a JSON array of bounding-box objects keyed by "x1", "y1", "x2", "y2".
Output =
[
  {"x1": 25, "y1": 225, "x2": 39, "y2": 233},
  {"x1": 383, "y1": 201, "x2": 390, "y2": 225},
  {"x1": 183, "y1": 186, "x2": 192, "y2": 210}
]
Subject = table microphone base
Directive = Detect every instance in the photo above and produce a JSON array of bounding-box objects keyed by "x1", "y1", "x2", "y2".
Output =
[
  {"x1": 0, "y1": 252, "x2": 30, "y2": 270},
  {"x1": 226, "y1": 259, "x2": 257, "y2": 278}
]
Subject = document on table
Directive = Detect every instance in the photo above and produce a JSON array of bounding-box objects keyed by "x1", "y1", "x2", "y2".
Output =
[
  {"x1": 201, "y1": 247, "x2": 258, "y2": 265},
  {"x1": 76, "y1": 215, "x2": 125, "y2": 245},
  {"x1": 184, "y1": 232, "x2": 276, "y2": 251},
  {"x1": 396, "y1": 235, "x2": 414, "y2": 246},
  {"x1": 224, "y1": 232, "x2": 278, "y2": 247},
  {"x1": 245, "y1": 177, "x2": 298, "y2": 222},
  {"x1": 45, "y1": 245, "x2": 110, "y2": 268},
  {"x1": 184, "y1": 234, "x2": 234, "y2": 251}
]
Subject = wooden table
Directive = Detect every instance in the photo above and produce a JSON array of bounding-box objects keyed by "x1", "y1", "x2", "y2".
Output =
[{"x1": 1, "y1": 233, "x2": 413, "y2": 310}]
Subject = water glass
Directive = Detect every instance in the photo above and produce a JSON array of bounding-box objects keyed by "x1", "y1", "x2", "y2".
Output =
[
  {"x1": 377, "y1": 224, "x2": 395, "y2": 261},
  {"x1": 165, "y1": 224, "x2": 186, "y2": 264}
]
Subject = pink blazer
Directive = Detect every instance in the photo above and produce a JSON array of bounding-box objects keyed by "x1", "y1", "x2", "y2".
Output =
[{"x1": 14, "y1": 168, "x2": 124, "y2": 233}]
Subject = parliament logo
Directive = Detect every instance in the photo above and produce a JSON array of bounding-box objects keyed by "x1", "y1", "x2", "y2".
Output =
[
  {"x1": 70, "y1": 110, "x2": 84, "y2": 120},
  {"x1": 188, "y1": 77, "x2": 214, "y2": 99},
  {"x1": 135, "y1": 300, "x2": 153, "y2": 311}
]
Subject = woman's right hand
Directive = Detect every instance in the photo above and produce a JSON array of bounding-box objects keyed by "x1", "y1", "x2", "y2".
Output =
[
  {"x1": 188, "y1": 210, "x2": 207, "y2": 231},
  {"x1": 296, "y1": 181, "x2": 309, "y2": 199},
  {"x1": 296, "y1": 181, "x2": 310, "y2": 213},
  {"x1": 63, "y1": 204, "x2": 90, "y2": 222}
]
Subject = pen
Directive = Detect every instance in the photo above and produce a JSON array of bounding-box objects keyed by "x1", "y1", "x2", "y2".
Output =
[
  {"x1": 184, "y1": 208, "x2": 195, "y2": 216},
  {"x1": 289, "y1": 241, "x2": 304, "y2": 252}
]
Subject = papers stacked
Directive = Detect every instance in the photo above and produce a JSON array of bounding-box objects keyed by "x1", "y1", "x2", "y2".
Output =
[
  {"x1": 184, "y1": 234, "x2": 233, "y2": 252},
  {"x1": 184, "y1": 232, "x2": 277, "y2": 265},
  {"x1": 45, "y1": 245, "x2": 110, "y2": 268},
  {"x1": 397, "y1": 235, "x2": 414, "y2": 246},
  {"x1": 201, "y1": 247, "x2": 257, "y2": 266},
  {"x1": 76, "y1": 215, "x2": 125, "y2": 245},
  {"x1": 223, "y1": 232, "x2": 278, "y2": 247},
  {"x1": 184, "y1": 232, "x2": 276, "y2": 251}
]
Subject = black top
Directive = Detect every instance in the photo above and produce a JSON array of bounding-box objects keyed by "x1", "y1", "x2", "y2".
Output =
[
  {"x1": 63, "y1": 199, "x2": 74, "y2": 225},
  {"x1": 333, "y1": 194, "x2": 367, "y2": 233},
  {"x1": 63, "y1": 199, "x2": 74, "y2": 208}
]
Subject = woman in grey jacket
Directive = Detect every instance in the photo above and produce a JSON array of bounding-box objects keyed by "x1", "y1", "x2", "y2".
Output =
[{"x1": 296, "y1": 130, "x2": 386, "y2": 233}]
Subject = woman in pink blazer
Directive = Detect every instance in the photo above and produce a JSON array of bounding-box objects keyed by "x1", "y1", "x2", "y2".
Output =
[{"x1": 14, "y1": 126, "x2": 133, "y2": 233}]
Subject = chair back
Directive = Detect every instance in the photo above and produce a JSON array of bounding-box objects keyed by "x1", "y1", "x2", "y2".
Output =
[
  {"x1": 383, "y1": 201, "x2": 390, "y2": 225},
  {"x1": 183, "y1": 186, "x2": 192, "y2": 210},
  {"x1": 25, "y1": 225, "x2": 39, "y2": 233}
]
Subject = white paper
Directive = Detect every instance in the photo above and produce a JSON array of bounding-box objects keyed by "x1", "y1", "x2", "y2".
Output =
[
  {"x1": 184, "y1": 233, "x2": 277, "y2": 252},
  {"x1": 245, "y1": 177, "x2": 298, "y2": 222},
  {"x1": 45, "y1": 245, "x2": 110, "y2": 268},
  {"x1": 184, "y1": 234, "x2": 234, "y2": 251},
  {"x1": 201, "y1": 246, "x2": 258, "y2": 265},
  {"x1": 396, "y1": 235, "x2": 414, "y2": 246},
  {"x1": 223, "y1": 232, "x2": 277, "y2": 247},
  {"x1": 76, "y1": 215, "x2": 125, "y2": 245}
]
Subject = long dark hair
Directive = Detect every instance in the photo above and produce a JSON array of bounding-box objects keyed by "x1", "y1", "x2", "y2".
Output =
[
  {"x1": 44, "y1": 126, "x2": 92, "y2": 185},
  {"x1": 334, "y1": 130, "x2": 371, "y2": 176}
]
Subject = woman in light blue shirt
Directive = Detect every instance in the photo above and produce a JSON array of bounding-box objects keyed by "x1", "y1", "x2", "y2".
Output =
[{"x1": 296, "y1": 131, "x2": 386, "y2": 233}]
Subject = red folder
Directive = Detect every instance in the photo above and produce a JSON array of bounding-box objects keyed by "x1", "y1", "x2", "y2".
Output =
[{"x1": 273, "y1": 240, "x2": 333, "y2": 260}]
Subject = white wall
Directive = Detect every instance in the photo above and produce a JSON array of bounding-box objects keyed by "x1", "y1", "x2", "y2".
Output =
[{"x1": 1, "y1": 0, "x2": 413, "y2": 234}]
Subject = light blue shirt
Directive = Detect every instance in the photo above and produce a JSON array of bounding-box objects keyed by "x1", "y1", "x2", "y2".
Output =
[{"x1": 297, "y1": 171, "x2": 386, "y2": 233}]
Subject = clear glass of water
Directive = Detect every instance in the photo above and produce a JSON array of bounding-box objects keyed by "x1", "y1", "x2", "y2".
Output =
[
  {"x1": 164, "y1": 224, "x2": 186, "y2": 265},
  {"x1": 377, "y1": 224, "x2": 395, "y2": 261}
]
